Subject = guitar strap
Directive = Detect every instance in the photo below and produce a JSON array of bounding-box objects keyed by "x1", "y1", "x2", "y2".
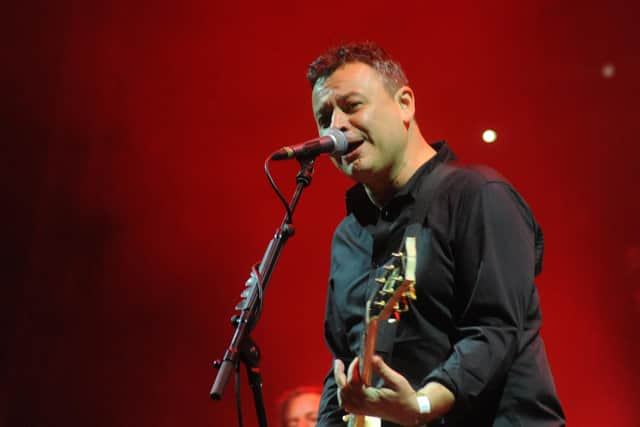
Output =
[{"x1": 373, "y1": 161, "x2": 457, "y2": 382}]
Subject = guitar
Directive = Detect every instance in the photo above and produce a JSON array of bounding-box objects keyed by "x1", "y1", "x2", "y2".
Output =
[{"x1": 345, "y1": 236, "x2": 418, "y2": 427}]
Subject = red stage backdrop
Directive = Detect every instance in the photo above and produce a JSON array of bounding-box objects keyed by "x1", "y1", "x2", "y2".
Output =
[{"x1": 3, "y1": 1, "x2": 639, "y2": 425}]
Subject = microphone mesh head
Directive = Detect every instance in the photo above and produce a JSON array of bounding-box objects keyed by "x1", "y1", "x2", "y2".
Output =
[{"x1": 325, "y1": 128, "x2": 348, "y2": 155}]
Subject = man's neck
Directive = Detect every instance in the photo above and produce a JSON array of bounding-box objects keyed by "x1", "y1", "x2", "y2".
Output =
[{"x1": 364, "y1": 138, "x2": 437, "y2": 208}]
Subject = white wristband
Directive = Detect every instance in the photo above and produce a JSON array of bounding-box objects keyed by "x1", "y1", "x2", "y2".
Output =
[{"x1": 416, "y1": 394, "x2": 432, "y2": 414}]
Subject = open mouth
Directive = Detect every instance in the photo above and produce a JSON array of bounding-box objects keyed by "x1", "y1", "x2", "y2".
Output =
[
  {"x1": 342, "y1": 140, "x2": 365, "y2": 164},
  {"x1": 345, "y1": 139, "x2": 365, "y2": 154}
]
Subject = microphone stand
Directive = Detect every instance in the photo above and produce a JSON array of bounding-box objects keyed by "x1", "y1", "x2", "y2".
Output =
[{"x1": 210, "y1": 158, "x2": 316, "y2": 427}]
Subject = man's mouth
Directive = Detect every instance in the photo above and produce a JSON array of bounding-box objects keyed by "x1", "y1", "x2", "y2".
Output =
[
  {"x1": 345, "y1": 139, "x2": 365, "y2": 155},
  {"x1": 342, "y1": 140, "x2": 365, "y2": 164}
]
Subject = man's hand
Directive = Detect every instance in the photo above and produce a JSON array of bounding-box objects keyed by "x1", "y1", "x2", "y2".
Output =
[{"x1": 334, "y1": 355, "x2": 424, "y2": 426}]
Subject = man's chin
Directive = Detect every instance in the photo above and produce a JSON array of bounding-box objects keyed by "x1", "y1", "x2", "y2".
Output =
[
  {"x1": 346, "y1": 164, "x2": 379, "y2": 186},
  {"x1": 333, "y1": 156, "x2": 357, "y2": 177}
]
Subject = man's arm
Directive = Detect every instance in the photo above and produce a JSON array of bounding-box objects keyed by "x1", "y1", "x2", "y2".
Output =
[
  {"x1": 423, "y1": 179, "x2": 538, "y2": 412},
  {"x1": 317, "y1": 276, "x2": 352, "y2": 426},
  {"x1": 334, "y1": 179, "x2": 539, "y2": 424},
  {"x1": 317, "y1": 363, "x2": 348, "y2": 427}
]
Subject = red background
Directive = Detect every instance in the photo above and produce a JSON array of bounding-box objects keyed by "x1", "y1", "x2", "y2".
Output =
[{"x1": 3, "y1": 1, "x2": 639, "y2": 425}]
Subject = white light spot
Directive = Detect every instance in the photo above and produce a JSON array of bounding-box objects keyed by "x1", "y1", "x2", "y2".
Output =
[
  {"x1": 482, "y1": 129, "x2": 497, "y2": 144},
  {"x1": 602, "y1": 62, "x2": 616, "y2": 79}
]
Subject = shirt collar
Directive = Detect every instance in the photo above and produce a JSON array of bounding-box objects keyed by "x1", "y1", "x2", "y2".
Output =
[{"x1": 345, "y1": 141, "x2": 457, "y2": 224}]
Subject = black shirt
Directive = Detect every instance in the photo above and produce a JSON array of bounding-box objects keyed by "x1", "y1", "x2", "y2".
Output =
[{"x1": 317, "y1": 143, "x2": 565, "y2": 426}]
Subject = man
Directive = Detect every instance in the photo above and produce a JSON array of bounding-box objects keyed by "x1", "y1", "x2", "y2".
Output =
[
  {"x1": 308, "y1": 42, "x2": 565, "y2": 426},
  {"x1": 278, "y1": 386, "x2": 323, "y2": 427}
]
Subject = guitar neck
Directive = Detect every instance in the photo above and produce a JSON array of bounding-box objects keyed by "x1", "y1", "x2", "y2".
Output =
[
  {"x1": 348, "y1": 239, "x2": 417, "y2": 427},
  {"x1": 359, "y1": 317, "x2": 379, "y2": 387},
  {"x1": 348, "y1": 318, "x2": 381, "y2": 427}
]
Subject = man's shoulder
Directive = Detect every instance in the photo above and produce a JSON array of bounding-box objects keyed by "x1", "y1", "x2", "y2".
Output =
[
  {"x1": 435, "y1": 162, "x2": 512, "y2": 196},
  {"x1": 333, "y1": 211, "x2": 369, "y2": 241},
  {"x1": 446, "y1": 163, "x2": 509, "y2": 184}
]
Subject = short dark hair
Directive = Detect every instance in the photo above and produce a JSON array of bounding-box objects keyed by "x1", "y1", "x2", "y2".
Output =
[{"x1": 306, "y1": 41, "x2": 409, "y2": 94}]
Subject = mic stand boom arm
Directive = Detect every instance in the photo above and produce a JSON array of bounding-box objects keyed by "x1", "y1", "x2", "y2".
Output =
[{"x1": 210, "y1": 158, "x2": 316, "y2": 427}]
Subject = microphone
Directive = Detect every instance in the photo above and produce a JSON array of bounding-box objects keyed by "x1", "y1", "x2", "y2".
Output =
[{"x1": 270, "y1": 128, "x2": 349, "y2": 160}]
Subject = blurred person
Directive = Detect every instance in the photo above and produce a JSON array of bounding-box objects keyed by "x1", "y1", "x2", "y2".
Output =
[{"x1": 278, "y1": 386, "x2": 322, "y2": 427}]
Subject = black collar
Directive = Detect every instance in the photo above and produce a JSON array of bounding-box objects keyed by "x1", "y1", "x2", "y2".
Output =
[{"x1": 345, "y1": 141, "x2": 457, "y2": 225}]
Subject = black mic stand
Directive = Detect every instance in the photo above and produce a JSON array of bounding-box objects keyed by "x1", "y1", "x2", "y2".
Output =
[{"x1": 210, "y1": 158, "x2": 316, "y2": 427}]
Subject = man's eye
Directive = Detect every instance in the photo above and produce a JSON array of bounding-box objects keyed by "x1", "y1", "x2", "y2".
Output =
[
  {"x1": 317, "y1": 114, "x2": 331, "y2": 128},
  {"x1": 346, "y1": 101, "x2": 362, "y2": 112}
]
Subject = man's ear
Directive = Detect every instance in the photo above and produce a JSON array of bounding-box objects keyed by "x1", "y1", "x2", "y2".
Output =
[{"x1": 395, "y1": 86, "x2": 415, "y2": 123}]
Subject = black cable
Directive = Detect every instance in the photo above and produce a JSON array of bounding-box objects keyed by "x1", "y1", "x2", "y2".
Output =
[{"x1": 264, "y1": 155, "x2": 293, "y2": 224}]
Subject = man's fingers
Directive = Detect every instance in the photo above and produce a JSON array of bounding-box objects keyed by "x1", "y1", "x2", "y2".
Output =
[
  {"x1": 371, "y1": 355, "x2": 405, "y2": 390},
  {"x1": 334, "y1": 359, "x2": 347, "y2": 406},
  {"x1": 337, "y1": 356, "x2": 417, "y2": 424},
  {"x1": 335, "y1": 358, "x2": 365, "y2": 412},
  {"x1": 347, "y1": 357, "x2": 362, "y2": 386},
  {"x1": 334, "y1": 359, "x2": 346, "y2": 387}
]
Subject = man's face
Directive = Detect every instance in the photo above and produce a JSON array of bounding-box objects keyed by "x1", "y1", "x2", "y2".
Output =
[
  {"x1": 311, "y1": 62, "x2": 410, "y2": 184},
  {"x1": 283, "y1": 392, "x2": 321, "y2": 427}
]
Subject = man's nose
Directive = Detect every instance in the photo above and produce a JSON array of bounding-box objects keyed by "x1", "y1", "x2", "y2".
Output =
[{"x1": 330, "y1": 108, "x2": 349, "y2": 131}]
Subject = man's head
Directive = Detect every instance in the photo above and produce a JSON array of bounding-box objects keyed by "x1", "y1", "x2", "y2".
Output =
[
  {"x1": 308, "y1": 42, "x2": 426, "y2": 195},
  {"x1": 278, "y1": 386, "x2": 322, "y2": 427},
  {"x1": 307, "y1": 41, "x2": 408, "y2": 97}
]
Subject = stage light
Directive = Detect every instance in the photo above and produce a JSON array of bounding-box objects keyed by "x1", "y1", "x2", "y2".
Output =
[
  {"x1": 602, "y1": 62, "x2": 616, "y2": 79},
  {"x1": 482, "y1": 129, "x2": 497, "y2": 144}
]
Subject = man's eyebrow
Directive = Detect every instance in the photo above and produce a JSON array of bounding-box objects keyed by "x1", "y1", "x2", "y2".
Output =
[
  {"x1": 337, "y1": 91, "x2": 363, "y2": 99},
  {"x1": 314, "y1": 91, "x2": 366, "y2": 119}
]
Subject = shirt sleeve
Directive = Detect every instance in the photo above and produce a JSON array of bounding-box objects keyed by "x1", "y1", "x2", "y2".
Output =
[
  {"x1": 423, "y1": 179, "x2": 539, "y2": 412},
  {"x1": 317, "y1": 278, "x2": 351, "y2": 426}
]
